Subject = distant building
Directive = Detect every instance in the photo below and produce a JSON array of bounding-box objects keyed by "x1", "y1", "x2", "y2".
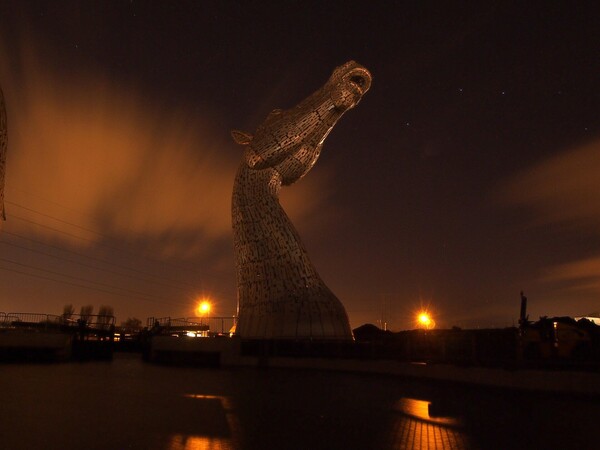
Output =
[{"x1": 575, "y1": 316, "x2": 600, "y2": 326}]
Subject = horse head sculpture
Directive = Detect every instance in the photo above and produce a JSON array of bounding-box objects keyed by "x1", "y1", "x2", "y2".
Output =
[{"x1": 231, "y1": 61, "x2": 371, "y2": 339}]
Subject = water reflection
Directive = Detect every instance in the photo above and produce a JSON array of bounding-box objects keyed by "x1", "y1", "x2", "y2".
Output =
[
  {"x1": 166, "y1": 395, "x2": 240, "y2": 450},
  {"x1": 388, "y1": 398, "x2": 473, "y2": 450},
  {"x1": 168, "y1": 434, "x2": 232, "y2": 450},
  {"x1": 3, "y1": 355, "x2": 600, "y2": 450}
]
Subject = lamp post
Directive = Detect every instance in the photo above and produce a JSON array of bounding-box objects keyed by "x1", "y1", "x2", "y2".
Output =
[
  {"x1": 198, "y1": 300, "x2": 211, "y2": 326},
  {"x1": 416, "y1": 310, "x2": 435, "y2": 330}
]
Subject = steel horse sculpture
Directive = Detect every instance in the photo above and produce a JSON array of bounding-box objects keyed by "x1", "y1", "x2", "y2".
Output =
[{"x1": 231, "y1": 61, "x2": 372, "y2": 339}]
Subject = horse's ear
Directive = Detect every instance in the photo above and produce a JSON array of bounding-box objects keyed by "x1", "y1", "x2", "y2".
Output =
[{"x1": 231, "y1": 130, "x2": 253, "y2": 145}]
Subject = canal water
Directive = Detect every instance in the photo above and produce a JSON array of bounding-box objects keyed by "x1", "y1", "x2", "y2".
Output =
[{"x1": 0, "y1": 353, "x2": 598, "y2": 450}]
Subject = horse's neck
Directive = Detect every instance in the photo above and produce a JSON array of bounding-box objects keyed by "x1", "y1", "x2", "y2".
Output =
[
  {"x1": 232, "y1": 164, "x2": 307, "y2": 264},
  {"x1": 233, "y1": 165, "x2": 281, "y2": 218}
]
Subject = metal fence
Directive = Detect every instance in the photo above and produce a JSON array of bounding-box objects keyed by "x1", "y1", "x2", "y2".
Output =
[
  {"x1": 146, "y1": 316, "x2": 237, "y2": 336},
  {"x1": 0, "y1": 312, "x2": 63, "y2": 330},
  {"x1": 0, "y1": 312, "x2": 115, "y2": 331}
]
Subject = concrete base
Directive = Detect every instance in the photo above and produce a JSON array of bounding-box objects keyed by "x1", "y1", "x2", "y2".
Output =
[
  {"x1": 149, "y1": 336, "x2": 246, "y2": 366},
  {"x1": 147, "y1": 336, "x2": 600, "y2": 395},
  {"x1": 0, "y1": 330, "x2": 73, "y2": 361},
  {"x1": 262, "y1": 357, "x2": 600, "y2": 396}
]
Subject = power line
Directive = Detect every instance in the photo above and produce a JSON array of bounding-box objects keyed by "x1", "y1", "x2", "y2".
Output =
[
  {"x1": 0, "y1": 254, "x2": 164, "y2": 300},
  {"x1": 7, "y1": 202, "x2": 204, "y2": 275},
  {"x1": 2, "y1": 228, "x2": 233, "y2": 302},
  {"x1": 0, "y1": 258, "x2": 189, "y2": 305},
  {"x1": 0, "y1": 238, "x2": 195, "y2": 292},
  {"x1": 1, "y1": 196, "x2": 234, "y2": 302},
  {"x1": 6, "y1": 184, "x2": 99, "y2": 222},
  {"x1": 10, "y1": 213, "x2": 137, "y2": 256},
  {"x1": 0, "y1": 264, "x2": 143, "y2": 300},
  {"x1": 6, "y1": 200, "x2": 105, "y2": 238},
  {"x1": 0, "y1": 264, "x2": 187, "y2": 308},
  {"x1": 1, "y1": 230, "x2": 200, "y2": 290}
]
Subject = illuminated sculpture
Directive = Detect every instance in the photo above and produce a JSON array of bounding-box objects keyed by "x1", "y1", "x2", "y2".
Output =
[
  {"x1": 0, "y1": 85, "x2": 6, "y2": 220},
  {"x1": 231, "y1": 61, "x2": 372, "y2": 339}
]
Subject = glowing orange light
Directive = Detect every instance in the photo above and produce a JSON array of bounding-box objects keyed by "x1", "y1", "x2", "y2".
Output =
[
  {"x1": 395, "y1": 398, "x2": 461, "y2": 426},
  {"x1": 197, "y1": 300, "x2": 211, "y2": 316},
  {"x1": 416, "y1": 310, "x2": 435, "y2": 329}
]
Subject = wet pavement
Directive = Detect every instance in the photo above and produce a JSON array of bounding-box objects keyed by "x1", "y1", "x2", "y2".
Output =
[{"x1": 1, "y1": 353, "x2": 598, "y2": 450}]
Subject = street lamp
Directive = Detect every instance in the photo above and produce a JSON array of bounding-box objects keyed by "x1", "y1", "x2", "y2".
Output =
[
  {"x1": 198, "y1": 300, "x2": 211, "y2": 318},
  {"x1": 416, "y1": 310, "x2": 435, "y2": 330}
]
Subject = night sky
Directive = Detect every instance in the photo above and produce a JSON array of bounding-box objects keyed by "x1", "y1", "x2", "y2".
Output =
[{"x1": 0, "y1": 1, "x2": 598, "y2": 330}]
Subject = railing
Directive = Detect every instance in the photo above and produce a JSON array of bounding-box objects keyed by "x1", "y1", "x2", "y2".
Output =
[
  {"x1": 0, "y1": 312, "x2": 116, "y2": 333},
  {"x1": 146, "y1": 316, "x2": 172, "y2": 328},
  {"x1": 74, "y1": 314, "x2": 116, "y2": 331},
  {"x1": 0, "y1": 312, "x2": 63, "y2": 330}
]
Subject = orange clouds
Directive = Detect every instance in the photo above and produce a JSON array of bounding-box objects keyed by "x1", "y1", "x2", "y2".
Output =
[
  {"x1": 500, "y1": 139, "x2": 600, "y2": 231},
  {"x1": 2, "y1": 70, "x2": 236, "y2": 255},
  {"x1": 500, "y1": 138, "x2": 600, "y2": 301},
  {"x1": 0, "y1": 39, "x2": 341, "y2": 259},
  {"x1": 542, "y1": 256, "x2": 600, "y2": 293}
]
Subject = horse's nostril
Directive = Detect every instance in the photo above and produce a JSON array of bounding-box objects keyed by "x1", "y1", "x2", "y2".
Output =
[{"x1": 350, "y1": 75, "x2": 365, "y2": 89}]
